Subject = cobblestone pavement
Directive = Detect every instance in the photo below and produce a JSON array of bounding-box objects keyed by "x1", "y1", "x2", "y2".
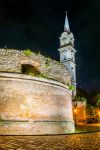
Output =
[{"x1": 0, "y1": 132, "x2": 100, "y2": 150}]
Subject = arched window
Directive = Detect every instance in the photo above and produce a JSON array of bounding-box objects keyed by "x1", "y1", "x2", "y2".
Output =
[
  {"x1": 71, "y1": 51, "x2": 74, "y2": 61},
  {"x1": 71, "y1": 67, "x2": 74, "y2": 80},
  {"x1": 64, "y1": 55, "x2": 66, "y2": 60}
]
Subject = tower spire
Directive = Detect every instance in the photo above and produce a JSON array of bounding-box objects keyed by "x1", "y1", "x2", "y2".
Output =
[
  {"x1": 58, "y1": 12, "x2": 76, "y2": 96},
  {"x1": 64, "y1": 11, "x2": 70, "y2": 32}
]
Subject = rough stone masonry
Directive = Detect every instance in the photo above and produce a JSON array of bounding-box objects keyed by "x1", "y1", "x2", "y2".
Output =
[
  {"x1": 0, "y1": 49, "x2": 75, "y2": 135},
  {"x1": 0, "y1": 49, "x2": 70, "y2": 85}
]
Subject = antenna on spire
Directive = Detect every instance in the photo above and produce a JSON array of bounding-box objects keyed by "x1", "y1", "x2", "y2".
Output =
[{"x1": 64, "y1": 11, "x2": 70, "y2": 32}]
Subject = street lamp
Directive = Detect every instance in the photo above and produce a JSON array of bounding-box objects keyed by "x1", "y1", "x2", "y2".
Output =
[
  {"x1": 73, "y1": 101, "x2": 78, "y2": 126},
  {"x1": 74, "y1": 109, "x2": 77, "y2": 113}
]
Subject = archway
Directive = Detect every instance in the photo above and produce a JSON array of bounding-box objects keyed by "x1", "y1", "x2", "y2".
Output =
[{"x1": 21, "y1": 64, "x2": 40, "y2": 76}]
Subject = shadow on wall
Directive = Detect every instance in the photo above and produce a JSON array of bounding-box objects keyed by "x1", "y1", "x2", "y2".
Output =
[{"x1": 21, "y1": 64, "x2": 41, "y2": 76}]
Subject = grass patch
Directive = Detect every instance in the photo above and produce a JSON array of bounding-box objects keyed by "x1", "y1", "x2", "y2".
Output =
[
  {"x1": 68, "y1": 84, "x2": 75, "y2": 91},
  {"x1": 45, "y1": 58, "x2": 51, "y2": 68},
  {"x1": 23, "y1": 49, "x2": 33, "y2": 56}
]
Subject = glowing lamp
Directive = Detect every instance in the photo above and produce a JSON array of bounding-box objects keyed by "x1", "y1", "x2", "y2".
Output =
[{"x1": 74, "y1": 109, "x2": 77, "y2": 113}]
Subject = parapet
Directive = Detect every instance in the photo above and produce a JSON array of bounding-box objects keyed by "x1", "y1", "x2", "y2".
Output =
[{"x1": 0, "y1": 49, "x2": 71, "y2": 85}]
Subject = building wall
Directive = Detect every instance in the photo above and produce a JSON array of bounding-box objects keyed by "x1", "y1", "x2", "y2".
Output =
[
  {"x1": 0, "y1": 73, "x2": 75, "y2": 135},
  {"x1": 73, "y1": 101, "x2": 86, "y2": 123}
]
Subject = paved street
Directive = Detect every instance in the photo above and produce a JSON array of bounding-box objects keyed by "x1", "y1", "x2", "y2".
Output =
[{"x1": 0, "y1": 132, "x2": 100, "y2": 150}]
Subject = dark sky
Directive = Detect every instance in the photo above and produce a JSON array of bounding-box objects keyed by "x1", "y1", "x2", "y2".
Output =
[{"x1": 0, "y1": 0, "x2": 100, "y2": 92}]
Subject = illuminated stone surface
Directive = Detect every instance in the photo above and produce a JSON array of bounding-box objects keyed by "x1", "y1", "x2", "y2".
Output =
[
  {"x1": 0, "y1": 73, "x2": 75, "y2": 135},
  {"x1": 0, "y1": 49, "x2": 70, "y2": 85},
  {"x1": 73, "y1": 101, "x2": 87, "y2": 123}
]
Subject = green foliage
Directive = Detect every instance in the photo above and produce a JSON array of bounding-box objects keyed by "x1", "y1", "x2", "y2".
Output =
[
  {"x1": 96, "y1": 99, "x2": 100, "y2": 106},
  {"x1": 68, "y1": 84, "x2": 75, "y2": 91},
  {"x1": 27, "y1": 71, "x2": 49, "y2": 80},
  {"x1": 0, "y1": 116, "x2": 3, "y2": 122},
  {"x1": 28, "y1": 72, "x2": 36, "y2": 76},
  {"x1": 34, "y1": 50, "x2": 41, "y2": 55},
  {"x1": 94, "y1": 93, "x2": 100, "y2": 100},
  {"x1": 75, "y1": 96, "x2": 87, "y2": 102},
  {"x1": 45, "y1": 55, "x2": 52, "y2": 60},
  {"x1": 92, "y1": 93, "x2": 100, "y2": 106},
  {"x1": 37, "y1": 51, "x2": 41, "y2": 55},
  {"x1": 37, "y1": 73, "x2": 46, "y2": 78},
  {"x1": 23, "y1": 49, "x2": 33, "y2": 56},
  {"x1": 97, "y1": 99, "x2": 100, "y2": 103},
  {"x1": 45, "y1": 58, "x2": 50, "y2": 68},
  {"x1": 56, "y1": 60, "x2": 60, "y2": 64}
]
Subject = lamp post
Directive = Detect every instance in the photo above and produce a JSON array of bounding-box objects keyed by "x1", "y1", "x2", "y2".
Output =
[
  {"x1": 73, "y1": 101, "x2": 78, "y2": 126},
  {"x1": 74, "y1": 108, "x2": 77, "y2": 126}
]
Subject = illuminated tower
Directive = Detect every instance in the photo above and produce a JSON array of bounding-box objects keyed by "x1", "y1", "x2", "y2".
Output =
[{"x1": 58, "y1": 12, "x2": 76, "y2": 96}]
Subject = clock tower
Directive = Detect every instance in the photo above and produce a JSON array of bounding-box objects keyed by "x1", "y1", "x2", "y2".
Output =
[{"x1": 58, "y1": 12, "x2": 76, "y2": 96}]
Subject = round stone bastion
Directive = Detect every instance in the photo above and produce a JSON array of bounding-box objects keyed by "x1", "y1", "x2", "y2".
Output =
[{"x1": 0, "y1": 73, "x2": 75, "y2": 135}]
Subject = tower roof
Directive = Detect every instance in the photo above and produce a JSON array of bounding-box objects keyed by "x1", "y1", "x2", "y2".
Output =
[{"x1": 64, "y1": 11, "x2": 70, "y2": 32}]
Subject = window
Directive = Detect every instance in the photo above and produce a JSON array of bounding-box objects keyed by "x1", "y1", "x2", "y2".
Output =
[
  {"x1": 64, "y1": 55, "x2": 66, "y2": 60},
  {"x1": 71, "y1": 67, "x2": 74, "y2": 80},
  {"x1": 21, "y1": 64, "x2": 40, "y2": 76}
]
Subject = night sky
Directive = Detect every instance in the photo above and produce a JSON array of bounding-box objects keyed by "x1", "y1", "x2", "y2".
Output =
[{"x1": 0, "y1": 0, "x2": 100, "y2": 92}]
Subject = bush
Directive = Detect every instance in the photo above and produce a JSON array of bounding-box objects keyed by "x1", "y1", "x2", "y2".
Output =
[
  {"x1": 68, "y1": 84, "x2": 75, "y2": 91},
  {"x1": 0, "y1": 116, "x2": 3, "y2": 121},
  {"x1": 75, "y1": 96, "x2": 87, "y2": 102},
  {"x1": 45, "y1": 58, "x2": 50, "y2": 68},
  {"x1": 23, "y1": 49, "x2": 33, "y2": 56}
]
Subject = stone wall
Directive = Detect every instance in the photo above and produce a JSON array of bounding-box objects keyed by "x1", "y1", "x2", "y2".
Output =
[
  {"x1": 73, "y1": 101, "x2": 87, "y2": 123},
  {"x1": 0, "y1": 49, "x2": 70, "y2": 85},
  {"x1": 0, "y1": 49, "x2": 20, "y2": 73},
  {"x1": 0, "y1": 73, "x2": 75, "y2": 135}
]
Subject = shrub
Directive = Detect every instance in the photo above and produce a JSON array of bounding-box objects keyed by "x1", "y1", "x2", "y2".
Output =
[
  {"x1": 68, "y1": 84, "x2": 75, "y2": 91},
  {"x1": 37, "y1": 73, "x2": 48, "y2": 79},
  {"x1": 0, "y1": 116, "x2": 3, "y2": 121},
  {"x1": 75, "y1": 96, "x2": 87, "y2": 102},
  {"x1": 34, "y1": 50, "x2": 41, "y2": 55},
  {"x1": 45, "y1": 58, "x2": 50, "y2": 68},
  {"x1": 23, "y1": 49, "x2": 33, "y2": 56},
  {"x1": 28, "y1": 72, "x2": 35, "y2": 76}
]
